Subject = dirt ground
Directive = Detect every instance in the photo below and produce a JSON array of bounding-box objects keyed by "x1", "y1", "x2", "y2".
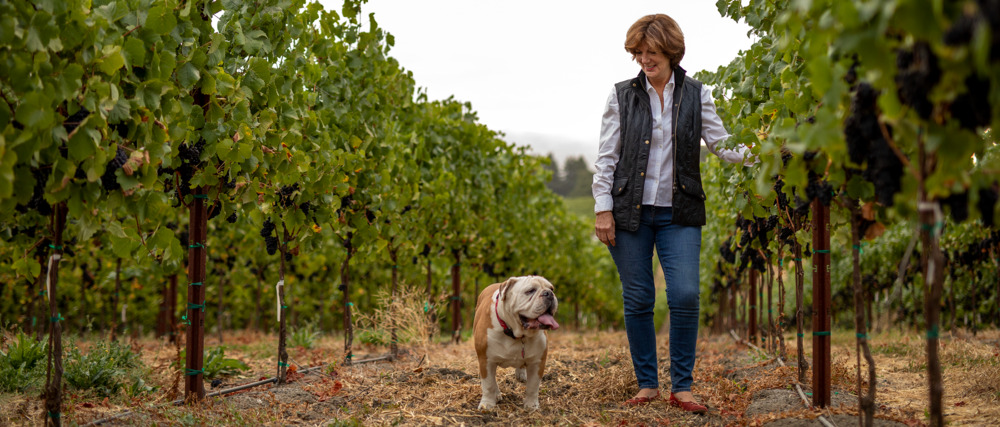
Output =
[{"x1": 2, "y1": 328, "x2": 999, "y2": 426}]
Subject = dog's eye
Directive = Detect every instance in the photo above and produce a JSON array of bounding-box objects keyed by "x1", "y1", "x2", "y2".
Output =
[{"x1": 526, "y1": 288, "x2": 536, "y2": 294}]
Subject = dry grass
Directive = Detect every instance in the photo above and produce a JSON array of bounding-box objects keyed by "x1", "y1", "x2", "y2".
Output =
[{"x1": 1, "y1": 323, "x2": 997, "y2": 426}]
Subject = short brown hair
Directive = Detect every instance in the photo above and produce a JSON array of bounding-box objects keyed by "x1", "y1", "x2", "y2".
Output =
[{"x1": 624, "y1": 14, "x2": 685, "y2": 69}]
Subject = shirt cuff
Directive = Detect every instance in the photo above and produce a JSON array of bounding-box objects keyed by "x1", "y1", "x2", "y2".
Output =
[{"x1": 594, "y1": 195, "x2": 613, "y2": 214}]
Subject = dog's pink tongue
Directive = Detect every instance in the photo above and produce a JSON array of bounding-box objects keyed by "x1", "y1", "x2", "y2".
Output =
[{"x1": 538, "y1": 313, "x2": 559, "y2": 330}]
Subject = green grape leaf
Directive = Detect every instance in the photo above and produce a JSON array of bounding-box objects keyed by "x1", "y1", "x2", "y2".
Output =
[
  {"x1": 123, "y1": 37, "x2": 146, "y2": 67},
  {"x1": 99, "y1": 45, "x2": 125, "y2": 75},
  {"x1": 14, "y1": 92, "x2": 53, "y2": 129},
  {"x1": 146, "y1": 5, "x2": 177, "y2": 35},
  {"x1": 178, "y1": 62, "x2": 200, "y2": 89}
]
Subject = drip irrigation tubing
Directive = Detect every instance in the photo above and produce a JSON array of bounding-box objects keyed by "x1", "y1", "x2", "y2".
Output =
[
  {"x1": 729, "y1": 329, "x2": 837, "y2": 427},
  {"x1": 83, "y1": 354, "x2": 394, "y2": 426}
]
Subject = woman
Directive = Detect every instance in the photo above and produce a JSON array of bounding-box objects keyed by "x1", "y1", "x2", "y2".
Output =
[{"x1": 592, "y1": 14, "x2": 754, "y2": 412}]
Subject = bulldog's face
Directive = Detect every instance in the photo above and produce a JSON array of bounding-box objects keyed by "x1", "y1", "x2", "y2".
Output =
[{"x1": 500, "y1": 276, "x2": 559, "y2": 331}]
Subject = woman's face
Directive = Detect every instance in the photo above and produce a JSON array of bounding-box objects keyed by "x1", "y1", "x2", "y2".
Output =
[{"x1": 634, "y1": 43, "x2": 670, "y2": 84}]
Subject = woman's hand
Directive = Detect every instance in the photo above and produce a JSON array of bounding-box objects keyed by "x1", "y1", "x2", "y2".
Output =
[{"x1": 595, "y1": 211, "x2": 616, "y2": 247}]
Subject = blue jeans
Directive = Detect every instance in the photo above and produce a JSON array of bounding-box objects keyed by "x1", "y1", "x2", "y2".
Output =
[{"x1": 608, "y1": 206, "x2": 701, "y2": 393}]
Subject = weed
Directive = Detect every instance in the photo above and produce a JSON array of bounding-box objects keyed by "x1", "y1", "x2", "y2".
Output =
[
  {"x1": 0, "y1": 331, "x2": 47, "y2": 392},
  {"x1": 174, "y1": 347, "x2": 249, "y2": 379},
  {"x1": 290, "y1": 320, "x2": 321, "y2": 349},
  {"x1": 124, "y1": 376, "x2": 157, "y2": 398},
  {"x1": 63, "y1": 339, "x2": 146, "y2": 397}
]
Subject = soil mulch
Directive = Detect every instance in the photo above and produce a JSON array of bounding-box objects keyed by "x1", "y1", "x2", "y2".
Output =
[{"x1": 3, "y1": 328, "x2": 999, "y2": 426}]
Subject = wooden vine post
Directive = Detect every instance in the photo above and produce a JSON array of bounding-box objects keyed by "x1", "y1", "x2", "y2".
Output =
[
  {"x1": 793, "y1": 240, "x2": 807, "y2": 383},
  {"x1": 111, "y1": 258, "x2": 121, "y2": 341},
  {"x1": 811, "y1": 197, "x2": 832, "y2": 407},
  {"x1": 917, "y1": 144, "x2": 945, "y2": 427},
  {"x1": 389, "y1": 247, "x2": 399, "y2": 359},
  {"x1": 850, "y1": 204, "x2": 876, "y2": 426},
  {"x1": 276, "y1": 226, "x2": 290, "y2": 383},
  {"x1": 451, "y1": 249, "x2": 462, "y2": 344},
  {"x1": 184, "y1": 189, "x2": 208, "y2": 401},
  {"x1": 341, "y1": 232, "x2": 354, "y2": 364},
  {"x1": 425, "y1": 246, "x2": 435, "y2": 341},
  {"x1": 748, "y1": 268, "x2": 758, "y2": 344},
  {"x1": 42, "y1": 203, "x2": 67, "y2": 427}
]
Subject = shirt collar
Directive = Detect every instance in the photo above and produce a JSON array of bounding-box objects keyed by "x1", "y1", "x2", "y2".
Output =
[{"x1": 642, "y1": 74, "x2": 675, "y2": 94}]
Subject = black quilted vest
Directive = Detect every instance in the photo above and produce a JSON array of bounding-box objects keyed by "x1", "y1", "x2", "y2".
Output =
[{"x1": 610, "y1": 67, "x2": 707, "y2": 230}]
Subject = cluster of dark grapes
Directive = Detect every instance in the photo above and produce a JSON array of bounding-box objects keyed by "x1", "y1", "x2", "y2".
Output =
[
  {"x1": 844, "y1": 83, "x2": 905, "y2": 206},
  {"x1": 948, "y1": 230, "x2": 1000, "y2": 268},
  {"x1": 278, "y1": 184, "x2": 299, "y2": 208},
  {"x1": 260, "y1": 219, "x2": 278, "y2": 255},
  {"x1": 63, "y1": 107, "x2": 90, "y2": 133},
  {"x1": 718, "y1": 236, "x2": 736, "y2": 264},
  {"x1": 979, "y1": 184, "x2": 999, "y2": 227},
  {"x1": 175, "y1": 140, "x2": 204, "y2": 197},
  {"x1": 774, "y1": 178, "x2": 790, "y2": 212},
  {"x1": 937, "y1": 184, "x2": 1000, "y2": 226},
  {"x1": 940, "y1": 191, "x2": 970, "y2": 223},
  {"x1": 101, "y1": 146, "x2": 129, "y2": 192},
  {"x1": 895, "y1": 42, "x2": 941, "y2": 120},
  {"x1": 208, "y1": 201, "x2": 222, "y2": 221},
  {"x1": 15, "y1": 167, "x2": 53, "y2": 216},
  {"x1": 943, "y1": 2, "x2": 996, "y2": 130},
  {"x1": 733, "y1": 215, "x2": 777, "y2": 272},
  {"x1": 804, "y1": 173, "x2": 834, "y2": 207},
  {"x1": 226, "y1": 212, "x2": 237, "y2": 223},
  {"x1": 944, "y1": 0, "x2": 1000, "y2": 59},
  {"x1": 951, "y1": 74, "x2": 992, "y2": 130}
]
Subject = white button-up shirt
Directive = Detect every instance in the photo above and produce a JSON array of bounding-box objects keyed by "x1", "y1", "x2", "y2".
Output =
[{"x1": 592, "y1": 75, "x2": 754, "y2": 213}]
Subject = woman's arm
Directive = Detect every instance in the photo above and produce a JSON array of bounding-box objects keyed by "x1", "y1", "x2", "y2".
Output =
[
  {"x1": 593, "y1": 88, "x2": 622, "y2": 213},
  {"x1": 701, "y1": 85, "x2": 756, "y2": 166},
  {"x1": 593, "y1": 88, "x2": 621, "y2": 246}
]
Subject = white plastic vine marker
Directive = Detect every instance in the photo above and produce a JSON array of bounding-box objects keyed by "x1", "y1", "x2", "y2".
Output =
[
  {"x1": 45, "y1": 254, "x2": 61, "y2": 302},
  {"x1": 121, "y1": 304, "x2": 127, "y2": 323},
  {"x1": 276, "y1": 280, "x2": 285, "y2": 322}
]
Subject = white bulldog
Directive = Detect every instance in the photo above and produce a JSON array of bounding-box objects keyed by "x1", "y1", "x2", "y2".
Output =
[{"x1": 473, "y1": 275, "x2": 559, "y2": 410}]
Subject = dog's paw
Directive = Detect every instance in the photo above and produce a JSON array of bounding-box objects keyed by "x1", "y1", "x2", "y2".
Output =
[
  {"x1": 478, "y1": 399, "x2": 497, "y2": 412},
  {"x1": 515, "y1": 367, "x2": 527, "y2": 382},
  {"x1": 523, "y1": 399, "x2": 539, "y2": 411}
]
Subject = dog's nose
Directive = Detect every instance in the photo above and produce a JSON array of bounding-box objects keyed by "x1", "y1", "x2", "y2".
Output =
[{"x1": 542, "y1": 290, "x2": 553, "y2": 299}]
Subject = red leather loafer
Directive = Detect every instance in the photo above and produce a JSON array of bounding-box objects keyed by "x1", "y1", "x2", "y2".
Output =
[
  {"x1": 624, "y1": 390, "x2": 662, "y2": 407},
  {"x1": 669, "y1": 393, "x2": 708, "y2": 414}
]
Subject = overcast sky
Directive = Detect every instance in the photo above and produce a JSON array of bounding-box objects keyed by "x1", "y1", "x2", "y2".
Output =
[{"x1": 320, "y1": 1, "x2": 754, "y2": 165}]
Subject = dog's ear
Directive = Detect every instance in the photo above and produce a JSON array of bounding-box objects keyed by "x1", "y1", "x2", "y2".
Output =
[{"x1": 499, "y1": 277, "x2": 519, "y2": 301}]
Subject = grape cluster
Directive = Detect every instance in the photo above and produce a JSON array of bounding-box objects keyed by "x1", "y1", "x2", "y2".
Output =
[
  {"x1": 942, "y1": 2, "x2": 996, "y2": 130},
  {"x1": 805, "y1": 174, "x2": 834, "y2": 207},
  {"x1": 175, "y1": 140, "x2": 205, "y2": 197},
  {"x1": 208, "y1": 201, "x2": 222, "y2": 221},
  {"x1": 895, "y1": 42, "x2": 940, "y2": 120},
  {"x1": 979, "y1": 185, "x2": 999, "y2": 227},
  {"x1": 278, "y1": 184, "x2": 299, "y2": 208},
  {"x1": 940, "y1": 191, "x2": 970, "y2": 223},
  {"x1": 950, "y1": 75, "x2": 992, "y2": 130},
  {"x1": 845, "y1": 83, "x2": 882, "y2": 166},
  {"x1": 16, "y1": 167, "x2": 53, "y2": 216},
  {"x1": 944, "y1": 0, "x2": 1000, "y2": 59},
  {"x1": 949, "y1": 230, "x2": 1000, "y2": 268},
  {"x1": 774, "y1": 178, "x2": 789, "y2": 212},
  {"x1": 719, "y1": 237, "x2": 736, "y2": 264},
  {"x1": 227, "y1": 212, "x2": 237, "y2": 223},
  {"x1": 63, "y1": 107, "x2": 90, "y2": 133},
  {"x1": 260, "y1": 219, "x2": 278, "y2": 255},
  {"x1": 102, "y1": 146, "x2": 129, "y2": 192}
]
